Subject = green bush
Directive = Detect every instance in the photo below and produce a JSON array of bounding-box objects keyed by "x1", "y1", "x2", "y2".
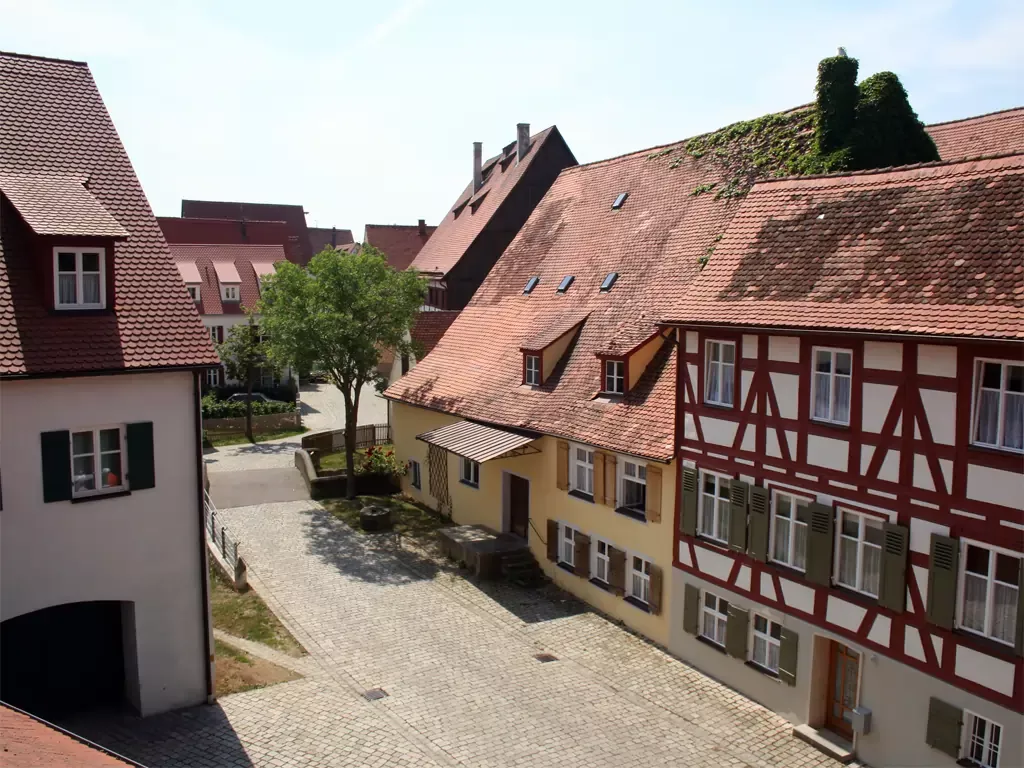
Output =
[
  {"x1": 358, "y1": 445, "x2": 406, "y2": 477},
  {"x1": 201, "y1": 394, "x2": 295, "y2": 419},
  {"x1": 814, "y1": 54, "x2": 860, "y2": 157},
  {"x1": 850, "y1": 72, "x2": 939, "y2": 170}
]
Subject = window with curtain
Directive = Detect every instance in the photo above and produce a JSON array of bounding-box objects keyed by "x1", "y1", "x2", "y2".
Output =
[
  {"x1": 973, "y1": 360, "x2": 1024, "y2": 452},
  {"x1": 593, "y1": 539, "x2": 610, "y2": 583},
  {"x1": 964, "y1": 711, "x2": 1002, "y2": 768},
  {"x1": 621, "y1": 460, "x2": 646, "y2": 511},
  {"x1": 560, "y1": 524, "x2": 576, "y2": 567},
  {"x1": 701, "y1": 591, "x2": 729, "y2": 646},
  {"x1": 770, "y1": 491, "x2": 809, "y2": 571},
  {"x1": 836, "y1": 509, "x2": 883, "y2": 597},
  {"x1": 71, "y1": 426, "x2": 124, "y2": 497},
  {"x1": 812, "y1": 347, "x2": 852, "y2": 425},
  {"x1": 751, "y1": 614, "x2": 782, "y2": 673},
  {"x1": 698, "y1": 471, "x2": 731, "y2": 543},
  {"x1": 604, "y1": 359, "x2": 625, "y2": 394},
  {"x1": 55, "y1": 248, "x2": 104, "y2": 309},
  {"x1": 960, "y1": 543, "x2": 1020, "y2": 646},
  {"x1": 571, "y1": 445, "x2": 594, "y2": 496},
  {"x1": 629, "y1": 556, "x2": 651, "y2": 604},
  {"x1": 525, "y1": 355, "x2": 540, "y2": 386},
  {"x1": 704, "y1": 340, "x2": 736, "y2": 406}
]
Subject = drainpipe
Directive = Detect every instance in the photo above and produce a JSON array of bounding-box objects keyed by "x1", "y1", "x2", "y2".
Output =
[{"x1": 193, "y1": 371, "x2": 216, "y2": 704}]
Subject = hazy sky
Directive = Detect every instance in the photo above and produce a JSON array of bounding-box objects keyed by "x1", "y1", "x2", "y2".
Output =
[{"x1": 2, "y1": 0, "x2": 1021, "y2": 236}]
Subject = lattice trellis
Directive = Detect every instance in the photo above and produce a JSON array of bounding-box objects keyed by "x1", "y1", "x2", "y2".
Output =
[{"x1": 427, "y1": 444, "x2": 452, "y2": 519}]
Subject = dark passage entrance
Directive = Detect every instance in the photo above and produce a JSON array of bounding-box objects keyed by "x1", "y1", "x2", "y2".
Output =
[
  {"x1": 1, "y1": 601, "x2": 128, "y2": 719},
  {"x1": 509, "y1": 474, "x2": 530, "y2": 540}
]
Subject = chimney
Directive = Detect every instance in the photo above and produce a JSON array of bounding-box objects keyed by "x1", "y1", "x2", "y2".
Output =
[
  {"x1": 331, "y1": 226, "x2": 337, "y2": 247},
  {"x1": 516, "y1": 123, "x2": 530, "y2": 163},
  {"x1": 418, "y1": 219, "x2": 426, "y2": 237},
  {"x1": 472, "y1": 141, "x2": 483, "y2": 193}
]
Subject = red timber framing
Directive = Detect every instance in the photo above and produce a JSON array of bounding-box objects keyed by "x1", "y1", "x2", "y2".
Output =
[{"x1": 672, "y1": 327, "x2": 1024, "y2": 713}]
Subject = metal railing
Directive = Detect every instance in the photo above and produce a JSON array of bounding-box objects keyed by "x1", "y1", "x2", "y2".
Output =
[
  {"x1": 301, "y1": 423, "x2": 392, "y2": 452},
  {"x1": 204, "y1": 489, "x2": 239, "y2": 570}
]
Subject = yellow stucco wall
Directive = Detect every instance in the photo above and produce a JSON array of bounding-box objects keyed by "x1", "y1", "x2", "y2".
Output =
[{"x1": 391, "y1": 400, "x2": 677, "y2": 646}]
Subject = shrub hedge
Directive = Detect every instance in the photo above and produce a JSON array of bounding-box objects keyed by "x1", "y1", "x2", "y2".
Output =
[{"x1": 202, "y1": 394, "x2": 295, "y2": 419}]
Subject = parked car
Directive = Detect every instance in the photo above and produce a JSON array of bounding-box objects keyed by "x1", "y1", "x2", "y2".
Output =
[{"x1": 226, "y1": 392, "x2": 283, "y2": 404}]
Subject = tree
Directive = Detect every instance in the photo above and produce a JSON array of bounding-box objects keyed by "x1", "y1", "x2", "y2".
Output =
[
  {"x1": 258, "y1": 246, "x2": 427, "y2": 498},
  {"x1": 218, "y1": 313, "x2": 269, "y2": 442}
]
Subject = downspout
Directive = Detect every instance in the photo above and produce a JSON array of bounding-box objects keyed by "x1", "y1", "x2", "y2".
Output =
[{"x1": 193, "y1": 371, "x2": 216, "y2": 704}]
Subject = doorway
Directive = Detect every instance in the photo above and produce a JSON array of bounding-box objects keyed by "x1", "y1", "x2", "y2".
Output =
[
  {"x1": 508, "y1": 474, "x2": 530, "y2": 540},
  {"x1": 826, "y1": 640, "x2": 859, "y2": 739}
]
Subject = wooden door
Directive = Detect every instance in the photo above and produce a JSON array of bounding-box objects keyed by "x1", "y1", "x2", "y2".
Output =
[
  {"x1": 826, "y1": 641, "x2": 859, "y2": 739},
  {"x1": 509, "y1": 475, "x2": 529, "y2": 540}
]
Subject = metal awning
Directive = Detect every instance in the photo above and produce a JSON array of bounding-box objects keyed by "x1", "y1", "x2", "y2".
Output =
[{"x1": 416, "y1": 421, "x2": 540, "y2": 463}]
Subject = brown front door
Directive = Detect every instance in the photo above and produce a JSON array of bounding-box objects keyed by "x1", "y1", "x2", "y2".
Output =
[
  {"x1": 509, "y1": 475, "x2": 529, "y2": 539},
  {"x1": 826, "y1": 641, "x2": 859, "y2": 739}
]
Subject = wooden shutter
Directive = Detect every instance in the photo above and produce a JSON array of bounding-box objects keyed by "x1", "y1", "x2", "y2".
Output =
[
  {"x1": 725, "y1": 604, "x2": 749, "y2": 659},
  {"x1": 645, "y1": 464, "x2": 663, "y2": 523},
  {"x1": 682, "y1": 583, "x2": 700, "y2": 635},
  {"x1": 778, "y1": 627, "x2": 799, "y2": 686},
  {"x1": 680, "y1": 467, "x2": 698, "y2": 537},
  {"x1": 879, "y1": 522, "x2": 909, "y2": 612},
  {"x1": 1017, "y1": 562, "x2": 1024, "y2": 657},
  {"x1": 728, "y1": 479, "x2": 749, "y2": 552},
  {"x1": 925, "y1": 697, "x2": 962, "y2": 758},
  {"x1": 608, "y1": 546, "x2": 626, "y2": 596},
  {"x1": 648, "y1": 565, "x2": 663, "y2": 615},
  {"x1": 40, "y1": 430, "x2": 72, "y2": 503},
  {"x1": 927, "y1": 534, "x2": 959, "y2": 629},
  {"x1": 574, "y1": 533, "x2": 591, "y2": 578},
  {"x1": 593, "y1": 452, "x2": 606, "y2": 505},
  {"x1": 556, "y1": 441, "x2": 569, "y2": 491},
  {"x1": 604, "y1": 454, "x2": 618, "y2": 509},
  {"x1": 546, "y1": 519, "x2": 559, "y2": 562},
  {"x1": 126, "y1": 422, "x2": 155, "y2": 491},
  {"x1": 217, "y1": 326, "x2": 224, "y2": 343},
  {"x1": 748, "y1": 486, "x2": 770, "y2": 562},
  {"x1": 805, "y1": 502, "x2": 834, "y2": 586}
]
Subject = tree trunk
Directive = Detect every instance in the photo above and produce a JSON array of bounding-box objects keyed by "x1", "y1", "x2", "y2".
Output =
[
  {"x1": 343, "y1": 387, "x2": 357, "y2": 500},
  {"x1": 245, "y1": 362, "x2": 254, "y2": 442}
]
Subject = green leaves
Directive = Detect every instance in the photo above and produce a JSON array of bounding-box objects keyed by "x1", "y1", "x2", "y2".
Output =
[{"x1": 217, "y1": 313, "x2": 268, "y2": 384}]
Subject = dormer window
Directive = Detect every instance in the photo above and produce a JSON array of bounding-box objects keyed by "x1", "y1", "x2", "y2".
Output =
[
  {"x1": 557, "y1": 275, "x2": 574, "y2": 293},
  {"x1": 604, "y1": 359, "x2": 625, "y2": 394},
  {"x1": 525, "y1": 354, "x2": 540, "y2": 386},
  {"x1": 187, "y1": 285, "x2": 201, "y2": 302},
  {"x1": 54, "y1": 247, "x2": 105, "y2": 309},
  {"x1": 221, "y1": 283, "x2": 239, "y2": 302}
]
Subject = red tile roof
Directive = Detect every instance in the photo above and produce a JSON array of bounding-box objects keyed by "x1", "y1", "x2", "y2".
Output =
[
  {"x1": 169, "y1": 243, "x2": 285, "y2": 315},
  {"x1": 181, "y1": 200, "x2": 315, "y2": 265},
  {"x1": 0, "y1": 52, "x2": 219, "y2": 377},
  {"x1": 308, "y1": 226, "x2": 354, "y2": 256},
  {"x1": 662, "y1": 154, "x2": 1024, "y2": 339},
  {"x1": 926, "y1": 107, "x2": 1024, "y2": 160},
  {"x1": 0, "y1": 172, "x2": 129, "y2": 238},
  {"x1": 0, "y1": 704, "x2": 138, "y2": 767},
  {"x1": 410, "y1": 310, "x2": 460, "y2": 358},
  {"x1": 159, "y1": 216, "x2": 297, "y2": 255},
  {"x1": 365, "y1": 223, "x2": 435, "y2": 271},
  {"x1": 408, "y1": 127, "x2": 563, "y2": 277}
]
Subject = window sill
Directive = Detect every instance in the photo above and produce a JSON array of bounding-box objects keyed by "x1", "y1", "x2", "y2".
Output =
[
  {"x1": 809, "y1": 417, "x2": 850, "y2": 430},
  {"x1": 830, "y1": 583, "x2": 880, "y2": 609},
  {"x1": 624, "y1": 595, "x2": 650, "y2": 613},
  {"x1": 51, "y1": 307, "x2": 111, "y2": 316},
  {"x1": 745, "y1": 660, "x2": 781, "y2": 680},
  {"x1": 71, "y1": 489, "x2": 131, "y2": 505},
  {"x1": 556, "y1": 561, "x2": 576, "y2": 576},
  {"x1": 696, "y1": 635, "x2": 727, "y2": 654},
  {"x1": 952, "y1": 627, "x2": 1018, "y2": 661},
  {"x1": 459, "y1": 480, "x2": 479, "y2": 489},
  {"x1": 703, "y1": 400, "x2": 736, "y2": 411},
  {"x1": 768, "y1": 560, "x2": 808, "y2": 581},
  {"x1": 615, "y1": 506, "x2": 646, "y2": 523},
  {"x1": 411, "y1": 484, "x2": 421, "y2": 491},
  {"x1": 696, "y1": 535, "x2": 730, "y2": 552},
  {"x1": 967, "y1": 442, "x2": 1024, "y2": 458},
  {"x1": 568, "y1": 489, "x2": 595, "y2": 504},
  {"x1": 589, "y1": 577, "x2": 611, "y2": 592}
]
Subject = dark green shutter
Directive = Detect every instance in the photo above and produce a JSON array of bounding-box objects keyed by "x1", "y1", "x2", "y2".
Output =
[
  {"x1": 728, "y1": 479, "x2": 749, "y2": 552},
  {"x1": 40, "y1": 430, "x2": 72, "y2": 503},
  {"x1": 748, "y1": 486, "x2": 770, "y2": 561},
  {"x1": 778, "y1": 628, "x2": 799, "y2": 686},
  {"x1": 879, "y1": 523, "x2": 908, "y2": 612},
  {"x1": 683, "y1": 583, "x2": 700, "y2": 635},
  {"x1": 805, "y1": 502, "x2": 834, "y2": 586},
  {"x1": 725, "y1": 604, "x2": 749, "y2": 659},
  {"x1": 126, "y1": 422, "x2": 155, "y2": 491},
  {"x1": 680, "y1": 468, "x2": 698, "y2": 536},
  {"x1": 1017, "y1": 562, "x2": 1024, "y2": 657},
  {"x1": 925, "y1": 697, "x2": 962, "y2": 759},
  {"x1": 926, "y1": 534, "x2": 959, "y2": 630}
]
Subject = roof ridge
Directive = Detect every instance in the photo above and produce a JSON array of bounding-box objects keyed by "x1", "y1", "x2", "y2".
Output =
[
  {"x1": 0, "y1": 50, "x2": 88, "y2": 66},
  {"x1": 926, "y1": 106, "x2": 1024, "y2": 128}
]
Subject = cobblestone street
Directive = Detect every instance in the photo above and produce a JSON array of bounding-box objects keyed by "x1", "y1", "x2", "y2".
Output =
[{"x1": 64, "y1": 501, "x2": 854, "y2": 768}]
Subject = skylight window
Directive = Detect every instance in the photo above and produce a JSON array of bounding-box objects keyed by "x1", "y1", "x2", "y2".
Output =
[
  {"x1": 557, "y1": 276, "x2": 574, "y2": 293},
  {"x1": 600, "y1": 272, "x2": 618, "y2": 291},
  {"x1": 612, "y1": 193, "x2": 628, "y2": 210},
  {"x1": 523, "y1": 276, "x2": 540, "y2": 294}
]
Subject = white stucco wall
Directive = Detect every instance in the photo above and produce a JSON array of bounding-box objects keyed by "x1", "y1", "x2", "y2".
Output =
[{"x1": 0, "y1": 371, "x2": 208, "y2": 715}]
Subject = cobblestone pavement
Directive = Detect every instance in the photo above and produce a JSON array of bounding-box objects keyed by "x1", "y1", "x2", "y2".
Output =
[{"x1": 64, "y1": 501, "x2": 856, "y2": 768}]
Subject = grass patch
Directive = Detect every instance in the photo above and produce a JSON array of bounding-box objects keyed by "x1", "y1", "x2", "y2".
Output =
[
  {"x1": 324, "y1": 493, "x2": 450, "y2": 541},
  {"x1": 207, "y1": 427, "x2": 307, "y2": 447},
  {"x1": 214, "y1": 638, "x2": 300, "y2": 698},
  {"x1": 317, "y1": 444, "x2": 393, "y2": 472},
  {"x1": 208, "y1": 565, "x2": 305, "y2": 657}
]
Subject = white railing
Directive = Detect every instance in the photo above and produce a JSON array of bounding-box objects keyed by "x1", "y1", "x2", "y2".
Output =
[{"x1": 204, "y1": 489, "x2": 239, "y2": 570}]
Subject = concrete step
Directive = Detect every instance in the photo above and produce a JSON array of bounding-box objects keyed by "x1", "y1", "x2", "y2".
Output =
[{"x1": 792, "y1": 724, "x2": 855, "y2": 763}]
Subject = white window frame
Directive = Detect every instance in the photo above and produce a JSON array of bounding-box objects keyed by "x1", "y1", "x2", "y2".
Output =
[
  {"x1": 834, "y1": 508, "x2": 884, "y2": 598},
  {"x1": 70, "y1": 425, "x2": 126, "y2": 498},
  {"x1": 221, "y1": 283, "x2": 240, "y2": 302},
  {"x1": 410, "y1": 460, "x2": 421, "y2": 489},
  {"x1": 704, "y1": 339, "x2": 736, "y2": 407},
  {"x1": 810, "y1": 346, "x2": 852, "y2": 426},
  {"x1": 971, "y1": 358, "x2": 1024, "y2": 454},
  {"x1": 750, "y1": 613, "x2": 782, "y2": 674},
  {"x1": 619, "y1": 458, "x2": 647, "y2": 513},
  {"x1": 963, "y1": 709, "x2": 1002, "y2": 768},
  {"x1": 698, "y1": 470, "x2": 731, "y2": 544},
  {"x1": 559, "y1": 523, "x2": 577, "y2": 567},
  {"x1": 569, "y1": 443, "x2": 595, "y2": 497},
  {"x1": 592, "y1": 538, "x2": 611, "y2": 583},
  {"x1": 53, "y1": 247, "x2": 106, "y2": 310},
  {"x1": 956, "y1": 538, "x2": 1021, "y2": 647},
  {"x1": 604, "y1": 359, "x2": 625, "y2": 394},
  {"x1": 459, "y1": 456, "x2": 480, "y2": 487},
  {"x1": 769, "y1": 489, "x2": 811, "y2": 572},
  {"x1": 701, "y1": 590, "x2": 729, "y2": 646},
  {"x1": 206, "y1": 366, "x2": 221, "y2": 388},
  {"x1": 209, "y1": 326, "x2": 221, "y2": 343},
  {"x1": 525, "y1": 355, "x2": 540, "y2": 386},
  {"x1": 627, "y1": 554, "x2": 652, "y2": 605},
  {"x1": 187, "y1": 284, "x2": 201, "y2": 302}
]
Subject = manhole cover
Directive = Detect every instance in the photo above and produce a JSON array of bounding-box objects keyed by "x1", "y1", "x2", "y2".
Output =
[
  {"x1": 534, "y1": 653, "x2": 558, "y2": 663},
  {"x1": 363, "y1": 687, "x2": 388, "y2": 700}
]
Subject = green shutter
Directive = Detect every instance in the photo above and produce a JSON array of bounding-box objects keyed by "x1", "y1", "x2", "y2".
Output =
[
  {"x1": 680, "y1": 468, "x2": 698, "y2": 537},
  {"x1": 725, "y1": 604, "x2": 749, "y2": 659},
  {"x1": 925, "y1": 697, "x2": 962, "y2": 759},
  {"x1": 1017, "y1": 561, "x2": 1024, "y2": 657},
  {"x1": 126, "y1": 422, "x2": 155, "y2": 491},
  {"x1": 778, "y1": 627, "x2": 799, "y2": 686},
  {"x1": 879, "y1": 523, "x2": 908, "y2": 612},
  {"x1": 728, "y1": 479, "x2": 749, "y2": 552},
  {"x1": 683, "y1": 583, "x2": 700, "y2": 636},
  {"x1": 804, "y1": 502, "x2": 834, "y2": 586},
  {"x1": 926, "y1": 534, "x2": 959, "y2": 630},
  {"x1": 40, "y1": 430, "x2": 72, "y2": 503},
  {"x1": 748, "y1": 486, "x2": 770, "y2": 562}
]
